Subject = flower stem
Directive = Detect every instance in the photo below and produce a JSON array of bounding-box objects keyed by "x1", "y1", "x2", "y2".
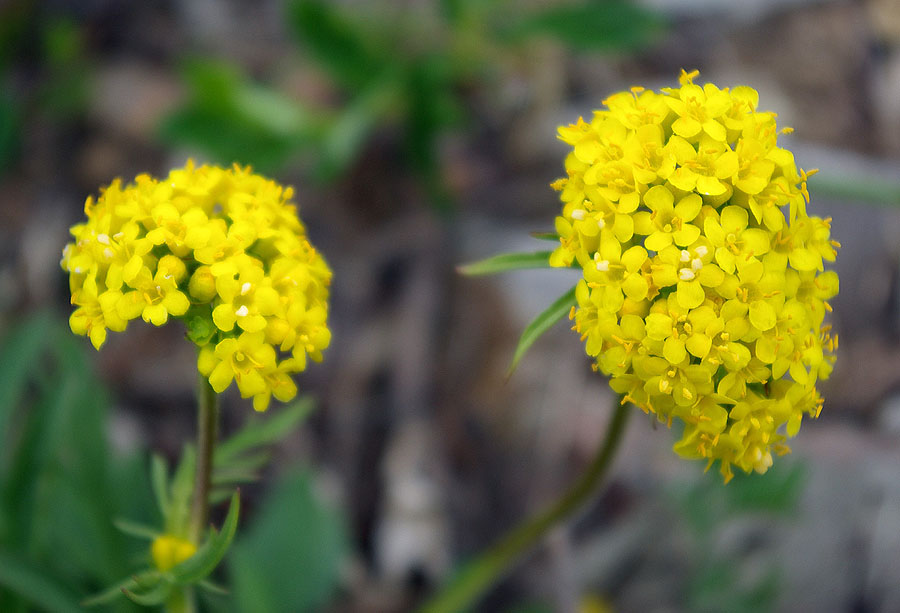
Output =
[
  {"x1": 165, "y1": 587, "x2": 195, "y2": 613},
  {"x1": 189, "y1": 377, "x2": 218, "y2": 544},
  {"x1": 420, "y1": 398, "x2": 630, "y2": 613}
]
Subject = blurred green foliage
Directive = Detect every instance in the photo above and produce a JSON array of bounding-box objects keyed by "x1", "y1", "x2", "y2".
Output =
[
  {"x1": 36, "y1": 18, "x2": 90, "y2": 119},
  {"x1": 672, "y1": 460, "x2": 807, "y2": 613},
  {"x1": 0, "y1": 2, "x2": 91, "y2": 176},
  {"x1": 161, "y1": 0, "x2": 666, "y2": 210},
  {"x1": 226, "y1": 471, "x2": 348, "y2": 613},
  {"x1": 501, "y1": 0, "x2": 664, "y2": 51},
  {"x1": 161, "y1": 60, "x2": 327, "y2": 175},
  {"x1": 0, "y1": 311, "x2": 152, "y2": 613},
  {"x1": 0, "y1": 312, "x2": 348, "y2": 611}
]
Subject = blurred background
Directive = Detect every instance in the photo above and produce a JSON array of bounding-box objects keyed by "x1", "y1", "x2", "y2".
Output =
[{"x1": 2, "y1": 0, "x2": 900, "y2": 611}]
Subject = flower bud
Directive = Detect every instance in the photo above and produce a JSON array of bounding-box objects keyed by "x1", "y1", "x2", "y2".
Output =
[{"x1": 188, "y1": 266, "x2": 217, "y2": 303}]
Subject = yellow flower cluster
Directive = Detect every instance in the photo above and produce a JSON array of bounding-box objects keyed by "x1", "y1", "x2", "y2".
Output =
[
  {"x1": 151, "y1": 534, "x2": 197, "y2": 572},
  {"x1": 61, "y1": 162, "x2": 332, "y2": 411},
  {"x1": 550, "y1": 71, "x2": 838, "y2": 481}
]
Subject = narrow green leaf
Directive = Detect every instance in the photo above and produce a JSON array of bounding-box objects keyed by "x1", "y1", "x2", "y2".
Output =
[
  {"x1": 216, "y1": 450, "x2": 271, "y2": 475},
  {"x1": 0, "y1": 311, "x2": 55, "y2": 451},
  {"x1": 81, "y1": 570, "x2": 162, "y2": 607},
  {"x1": 122, "y1": 579, "x2": 174, "y2": 606},
  {"x1": 505, "y1": 0, "x2": 665, "y2": 52},
  {"x1": 508, "y1": 286, "x2": 578, "y2": 376},
  {"x1": 151, "y1": 454, "x2": 169, "y2": 520},
  {"x1": 209, "y1": 488, "x2": 237, "y2": 506},
  {"x1": 0, "y1": 550, "x2": 82, "y2": 613},
  {"x1": 530, "y1": 231, "x2": 560, "y2": 241},
  {"x1": 199, "y1": 579, "x2": 230, "y2": 595},
  {"x1": 113, "y1": 518, "x2": 160, "y2": 541},
  {"x1": 212, "y1": 468, "x2": 259, "y2": 486},
  {"x1": 232, "y1": 84, "x2": 318, "y2": 138},
  {"x1": 172, "y1": 491, "x2": 240, "y2": 585},
  {"x1": 458, "y1": 251, "x2": 553, "y2": 276},
  {"x1": 167, "y1": 446, "x2": 195, "y2": 535},
  {"x1": 216, "y1": 398, "x2": 314, "y2": 465}
]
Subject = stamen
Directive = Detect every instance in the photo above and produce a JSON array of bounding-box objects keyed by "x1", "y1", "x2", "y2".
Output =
[
  {"x1": 241, "y1": 282, "x2": 252, "y2": 295},
  {"x1": 571, "y1": 209, "x2": 586, "y2": 220},
  {"x1": 235, "y1": 305, "x2": 249, "y2": 317},
  {"x1": 679, "y1": 268, "x2": 696, "y2": 281}
]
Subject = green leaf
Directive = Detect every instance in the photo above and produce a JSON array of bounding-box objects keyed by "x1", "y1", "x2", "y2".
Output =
[
  {"x1": 530, "y1": 231, "x2": 560, "y2": 241},
  {"x1": 505, "y1": 0, "x2": 665, "y2": 52},
  {"x1": 171, "y1": 491, "x2": 240, "y2": 585},
  {"x1": 167, "y1": 446, "x2": 195, "y2": 535},
  {"x1": 458, "y1": 251, "x2": 554, "y2": 276},
  {"x1": 229, "y1": 471, "x2": 347, "y2": 613},
  {"x1": 208, "y1": 488, "x2": 237, "y2": 506},
  {"x1": 198, "y1": 579, "x2": 229, "y2": 595},
  {"x1": 217, "y1": 450, "x2": 271, "y2": 475},
  {"x1": 113, "y1": 518, "x2": 160, "y2": 541},
  {"x1": 508, "y1": 285, "x2": 578, "y2": 376},
  {"x1": 151, "y1": 454, "x2": 170, "y2": 521},
  {"x1": 0, "y1": 550, "x2": 82, "y2": 613},
  {"x1": 285, "y1": 0, "x2": 386, "y2": 89},
  {"x1": 232, "y1": 84, "x2": 318, "y2": 138},
  {"x1": 122, "y1": 580, "x2": 174, "y2": 607},
  {"x1": 0, "y1": 311, "x2": 55, "y2": 455},
  {"x1": 211, "y1": 468, "x2": 259, "y2": 486},
  {"x1": 216, "y1": 398, "x2": 315, "y2": 466}
]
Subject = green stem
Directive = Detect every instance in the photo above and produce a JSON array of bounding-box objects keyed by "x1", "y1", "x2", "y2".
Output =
[
  {"x1": 164, "y1": 587, "x2": 195, "y2": 613},
  {"x1": 189, "y1": 377, "x2": 218, "y2": 544},
  {"x1": 420, "y1": 398, "x2": 631, "y2": 613}
]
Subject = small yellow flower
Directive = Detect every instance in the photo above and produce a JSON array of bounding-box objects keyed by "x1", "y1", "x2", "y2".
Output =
[
  {"x1": 151, "y1": 534, "x2": 197, "y2": 572},
  {"x1": 552, "y1": 72, "x2": 838, "y2": 481},
  {"x1": 62, "y1": 162, "x2": 332, "y2": 411}
]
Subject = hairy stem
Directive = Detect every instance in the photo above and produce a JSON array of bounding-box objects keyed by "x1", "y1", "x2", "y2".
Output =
[{"x1": 189, "y1": 377, "x2": 218, "y2": 544}]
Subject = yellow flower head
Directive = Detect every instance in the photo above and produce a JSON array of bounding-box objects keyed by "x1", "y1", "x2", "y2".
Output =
[
  {"x1": 551, "y1": 71, "x2": 839, "y2": 482},
  {"x1": 61, "y1": 161, "x2": 332, "y2": 411}
]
